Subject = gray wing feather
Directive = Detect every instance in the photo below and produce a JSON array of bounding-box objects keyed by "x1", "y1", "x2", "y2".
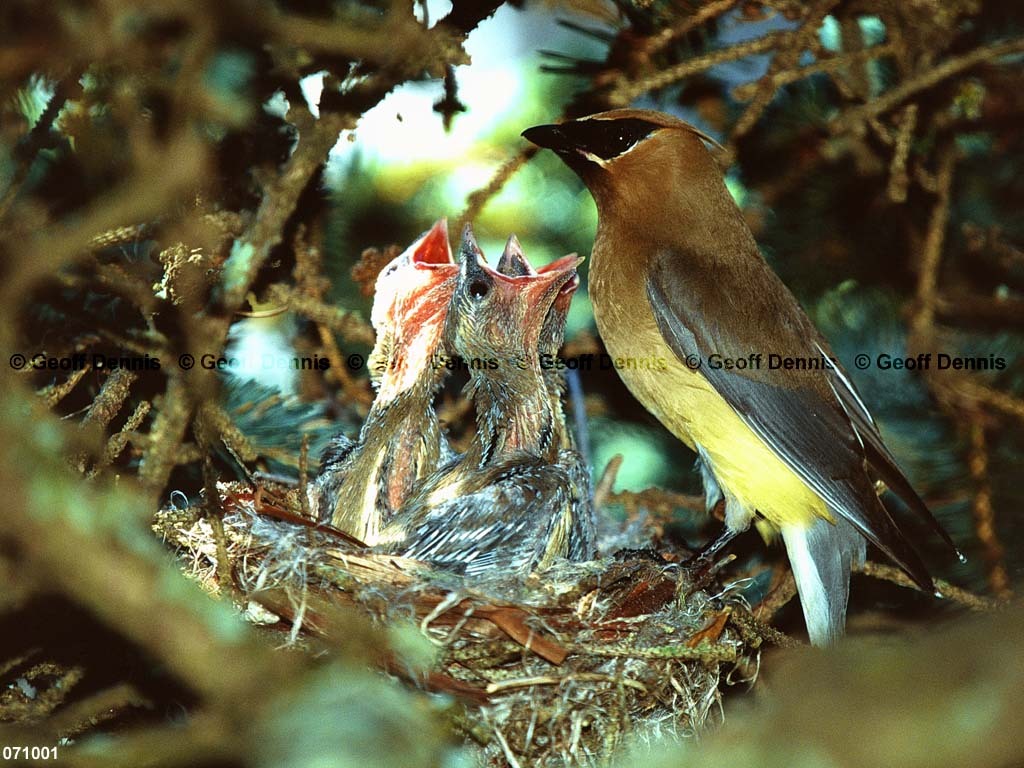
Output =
[
  {"x1": 646, "y1": 253, "x2": 936, "y2": 590},
  {"x1": 382, "y1": 460, "x2": 585, "y2": 577}
]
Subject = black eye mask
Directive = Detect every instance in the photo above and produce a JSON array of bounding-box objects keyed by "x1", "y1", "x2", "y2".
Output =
[{"x1": 566, "y1": 118, "x2": 659, "y2": 161}]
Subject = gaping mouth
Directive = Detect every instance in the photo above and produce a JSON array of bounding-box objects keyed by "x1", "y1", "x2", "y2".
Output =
[
  {"x1": 483, "y1": 250, "x2": 583, "y2": 317},
  {"x1": 557, "y1": 272, "x2": 580, "y2": 299},
  {"x1": 537, "y1": 253, "x2": 584, "y2": 298},
  {"x1": 372, "y1": 219, "x2": 457, "y2": 332},
  {"x1": 412, "y1": 218, "x2": 454, "y2": 268},
  {"x1": 493, "y1": 236, "x2": 581, "y2": 285}
]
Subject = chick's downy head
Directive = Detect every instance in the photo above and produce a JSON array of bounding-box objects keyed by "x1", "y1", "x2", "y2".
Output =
[
  {"x1": 369, "y1": 219, "x2": 457, "y2": 399},
  {"x1": 449, "y1": 224, "x2": 581, "y2": 366}
]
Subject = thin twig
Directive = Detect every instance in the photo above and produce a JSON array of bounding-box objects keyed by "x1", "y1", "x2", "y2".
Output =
[
  {"x1": 222, "y1": 112, "x2": 353, "y2": 311},
  {"x1": 37, "y1": 363, "x2": 92, "y2": 408},
  {"x1": 954, "y1": 379, "x2": 1024, "y2": 427},
  {"x1": 299, "y1": 434, "x2": 311, "y2": 520},
  {"x1": 910, "y1": 145, "x2": 956, "y2": 346},
  {"x1": 458, "y1": 147, "x2": 535, "y2": 228},
  {"x1": 755, "y1": 569, "x2": 797, "y2": 622},
  {"x1": 266, "y1": 283, "x2": 375, "y2": 346},
  {"x1": 609, "y1": 31, "x2": 793, "y2": 107},
  {"x1": 731, "y1": 43, "x2": 897, "y2": 101},
  {"x1": 887, "y1": 104, "x2": 917, "y2": 203},
  {"x1": 0, "y1": 78, "x2": 71, "y2": 220},
  {"x1": 606, "y1": 487, "x2": 706, "y2": 521},
  {"x1": 81, "y1": 368, "x2": 138, "y2": 431},
  {"x1": 727, "y1": 0, "x2": 838, "y2": 152},
  {"x1": 646, "y1": 0, "x2": 742, "y2": 56},
  {"x1": 830, "y1": 36, "x2": 1024, "y2": 135},
  {"x1": 593, "y1": 454, "x2": 623, "y2": 509},
  {"x1": 967, "y1": 420, "x2": 1012, "y2": 600},
  {"x1": 486, "y1": 672, "x2": 648, "y2": 695},
  {"x1": 856, "y1": 561, "x2": 1001, "y2": 612}
]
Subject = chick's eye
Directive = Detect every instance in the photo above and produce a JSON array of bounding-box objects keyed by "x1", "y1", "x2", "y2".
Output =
[{"x1": 468, "y1": 280, "x2": 489, "y2": 299}]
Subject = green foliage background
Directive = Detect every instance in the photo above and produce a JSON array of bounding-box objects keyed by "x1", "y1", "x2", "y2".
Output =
[{"x1": 1, "y1": 0, "x2": 1022, "y2": 765}]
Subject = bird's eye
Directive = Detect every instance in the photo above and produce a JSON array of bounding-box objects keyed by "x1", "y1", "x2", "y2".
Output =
[
  {"x1": 383, "y1": 264, "x2": 398, "y2": 277},
  {"x1": 612, "y1": 129, "x2": 637, "y2": 154},
  {"x1": 468, "y1": 280, "x2": 489, "y2": 299}
]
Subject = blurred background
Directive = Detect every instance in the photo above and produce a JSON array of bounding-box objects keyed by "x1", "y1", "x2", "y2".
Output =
[{"x1": 1, "y1": 1, "x2": 1022, "y2": 765}]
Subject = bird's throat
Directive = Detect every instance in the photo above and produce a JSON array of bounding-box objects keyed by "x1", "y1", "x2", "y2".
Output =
[{"x1": 467, "y1": 366, "x2": 556, "y2": 464}]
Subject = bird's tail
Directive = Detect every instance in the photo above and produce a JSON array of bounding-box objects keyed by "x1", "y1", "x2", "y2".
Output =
[{"x1": 780, "y1": 517, "x2": 866, "y2": 646}]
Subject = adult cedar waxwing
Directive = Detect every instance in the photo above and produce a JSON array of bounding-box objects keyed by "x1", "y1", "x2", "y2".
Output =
[
  {"x1": 524, "y1": 109, "x2": 961, "y2": 645},
  {"x1": 311, "y1": 220, "x2": 457, "y2": 543},
  {"x1": 378, "y1": 226, "x2": 595, "y2": 575}
]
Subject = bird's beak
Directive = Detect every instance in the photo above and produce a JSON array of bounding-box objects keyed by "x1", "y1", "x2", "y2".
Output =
[
  {"x1": 496, "y1": 235, "x2": 580, "y2": 309},
  {"x1": 495, "y1": 235, "x2": 582, "y2": 298},
  {"x1": 371, "y1": 221, "x2": 458, "y2": 398},
  {"x1": 521, "y1": 124, "x2": 571, "y2": 152},
  {"x1": 460, "y1": 224, "x2": 579, "y2": 318},
  {"x1": 376, "y1": 218, "x2": 456, "y2": 330},
  {"x1": 457, "y1": 223, "x2": 490, "y2": 277},
  {"x1": 513, "y1": 254, "x2": 582, "y2": 321},
  {"x1": 490, "y1": 235, "x2": 581, "y2": 310},
  {"x1": 539, "y1": 253, "x2": 582, "y2": 311},
  {"x1": 497, "y1": 234, "x2": 535, "y2": 277},
  {"x1": 506, "y1": 254, "x2": 580, "y2": 349},
  {"x1": 523, "y1": 122, "x2": 604, "y2": 173},
  {"x1": 412, "y1": 218, "x2": 453, "y2": 267},
  {"x1": 401, "y1": 221, "x2": 458, "y2": 316}
]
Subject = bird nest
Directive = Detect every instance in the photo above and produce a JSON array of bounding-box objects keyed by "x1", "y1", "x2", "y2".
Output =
[{"x1": 154, "y1": 481, "x2": 767, "y2": 766}]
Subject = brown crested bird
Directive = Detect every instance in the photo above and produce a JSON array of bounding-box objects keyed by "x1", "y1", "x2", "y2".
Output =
[
  {"x1": 523, "y1": 109, "x2": 961, "y2": 645},
  {"x1": 311, "y1": 220, "x2": 457, "y2": 543},
  {"x1": 377, "y1": 226, "x2": 595, "y2": 575}
]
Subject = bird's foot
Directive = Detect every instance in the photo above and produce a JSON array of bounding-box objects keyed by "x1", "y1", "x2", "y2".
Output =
[{"x1": 680, "y1": 527, "x2": 740, "y2": 592}]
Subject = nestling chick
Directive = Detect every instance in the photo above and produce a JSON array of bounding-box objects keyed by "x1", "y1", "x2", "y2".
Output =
[
  {"x1": 496, "y1": 234, "x2": 596, "y2": 555},
  {"x1": 311, "y1": 220, "x2": 457, "y2": 543},
  {"x1": 524, "y1": 110, "x2": 961, "y2": 645},
  {"x1": 378, "y1": 226, "x2": 595, "y2": 575}
]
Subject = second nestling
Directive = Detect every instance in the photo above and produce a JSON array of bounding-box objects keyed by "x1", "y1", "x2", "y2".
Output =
[
  {"x1": 315, "y1": 223, "x2": 596, "y2": 576},
  {"x1": 378, "y1": 225, "x2": 595, "y2": 574}
]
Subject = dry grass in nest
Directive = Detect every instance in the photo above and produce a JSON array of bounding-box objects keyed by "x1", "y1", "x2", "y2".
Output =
[{"x1": 154, "y1": 482, "x2": 768, "y2": 766}]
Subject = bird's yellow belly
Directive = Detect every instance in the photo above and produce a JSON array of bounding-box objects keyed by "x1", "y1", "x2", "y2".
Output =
[{"x1": 599, "y1": 323, "x2": 829, "y2": 532}]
